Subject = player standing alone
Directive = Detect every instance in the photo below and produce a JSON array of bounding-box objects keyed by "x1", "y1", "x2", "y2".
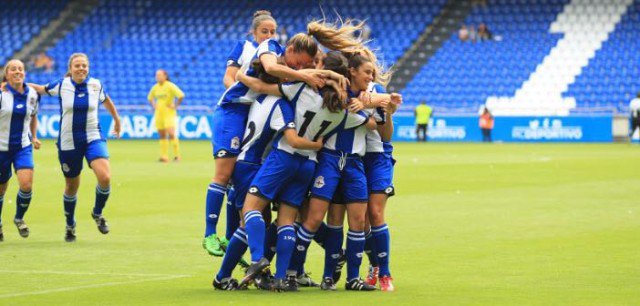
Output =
[{"x1": 148, "y1": 69, "x2": 185, "y2": 162}]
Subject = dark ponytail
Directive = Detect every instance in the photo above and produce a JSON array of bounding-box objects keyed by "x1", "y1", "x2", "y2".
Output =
[{"x1": 320, "y1": 51, "x2": 349, "y2": 113}]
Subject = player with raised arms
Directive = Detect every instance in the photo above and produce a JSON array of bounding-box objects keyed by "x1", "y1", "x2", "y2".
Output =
[
  {"x1": 29, "y1": 53, "x2": 121, "y2": 242},
  {"x1": 0, "y1": 60, "x2": 41, "y2": 241},
  {"x1": 203, "y1": 11, "x2": 328, "y2": 257}
]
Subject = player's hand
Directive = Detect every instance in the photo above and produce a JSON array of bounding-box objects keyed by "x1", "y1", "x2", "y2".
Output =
[
  {"x1": 312, "y1": 137, "x2": 324, "y2": 151},
  {"x1": 305, "y1": 72, "x2": 326, "y2": 90},
  {"x1": 0, "y1": 82, "x2": 6, "y2": 92},
  {"x1": 348, "y1": 98, "x2": 365, "y2": 113},
  {"x1": 390, "y1": 93, "x2": 403, "y2": 105},
  {"x1": 112, "y1": 118, "x2": 121, "y2": 138},
  {"x1": 32, "y1": 138, "x2": 41, "y2": 150}
]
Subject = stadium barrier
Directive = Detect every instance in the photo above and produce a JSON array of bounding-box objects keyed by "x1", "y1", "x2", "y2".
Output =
[
  {"x1": 394, "y1": 114, "x2": 613, "y2": 142},
  {"x1": 35, "y1": 113, "x2": 614, "y2": 142}
]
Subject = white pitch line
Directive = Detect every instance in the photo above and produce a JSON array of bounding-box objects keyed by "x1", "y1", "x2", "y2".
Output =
[
  {"x1": 0, "y1": 270, "x2": 190, "y2": 278},
  {"x1": 0, "y1": 275, "x2": 190, "y2": 299}
]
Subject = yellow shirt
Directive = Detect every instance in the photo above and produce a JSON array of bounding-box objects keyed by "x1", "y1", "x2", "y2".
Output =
[
  {"x1": 415, "y1": 104, "x2": 432, "y2": 125},
  {"x1": 148, "y1": 81, "x2": 185, "y2": 112}
]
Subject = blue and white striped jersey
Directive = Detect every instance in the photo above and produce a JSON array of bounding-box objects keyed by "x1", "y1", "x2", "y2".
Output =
[
  {"x1": 218, "y1": 39, "x2": 285, "y2": 106},
  {"x1": 227, "y1": 39, "x2": 259, "y2": 69},
  {"x1": 365, "y1": 82, "x2": 393, "y2": 154},
  {"x1": 45, "y1": 77, "x2": 107, "y2": 151},
  {"x1": 323, "y1": 87, "x2": 374, "y2": 156},
  {"x1": 237, "y1": 94, "x2": 292, "y2": 164},
  {"x1": 277, "y1": 82, "x2": 367, "y2": 161},
  {"x1": 0, "y1": 84, "x2": 39, "y2": 151}
]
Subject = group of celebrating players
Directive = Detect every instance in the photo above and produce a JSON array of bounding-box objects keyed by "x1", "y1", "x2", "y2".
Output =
[
  {"x1": 0, "y1": 8, "x2": 400, "y2": 293},
  {"x1": 201, "y1": 11, "x2": 401, "y2": 292}
]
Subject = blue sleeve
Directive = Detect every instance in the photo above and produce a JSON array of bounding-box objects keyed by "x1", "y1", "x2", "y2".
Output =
[
  {"x1": 257, "y1": 39, "x2": 283, "y2": 58},
  {"x1": 44, "y1": 79, "x2": 63, "y2": 96},
  {"x1": 373, "y1": 83, "x2": 386, "y2": 94},
  {"x1": 226, "y1": 40, "x2": 245, "y2": 67},
  {"x1": 277, "y1": 99, "x2": 296, "y2": 131}
]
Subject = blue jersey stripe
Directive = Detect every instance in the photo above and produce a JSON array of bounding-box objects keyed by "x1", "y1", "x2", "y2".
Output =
[
  {"x1": 72, "y1": 84, "x2": 90, "y2": 145},
  {"x1": 9, "y1": 92, "x2": 27, "y2": 149}
]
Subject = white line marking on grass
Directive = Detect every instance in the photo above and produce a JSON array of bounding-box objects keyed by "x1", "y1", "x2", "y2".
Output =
[
  {"x1": 0, "y1": 275, "x2": 190, "y2": 299},
  {"x1": 0, "y1": 270, "x2": 190, "y2": 277}
]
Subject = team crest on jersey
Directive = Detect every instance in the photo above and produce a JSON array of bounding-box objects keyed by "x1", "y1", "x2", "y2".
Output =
[
  {"x1": 231, "y1": 137, "x2": 240, "y2": 150},
  {"x1": 217, "y1": 150, "x2": 228, "y2": 158},
  {"x1": 297, "y1": 245, "x2": 306, "y2": 251},
  {"x1": 16, "y1": 104, "x2": 24, "y2": 109},
  {"x1": 314, "y1": 176, "x2": 325, "y2": 188},
  {"x1": 377, "y1": 252, "x2": 388, "y2": 258},
  {"x1": 62, "y1": 163, "x2": 70, "y2": 173},
  {"x1": 356, "y1": 252, "x2": 363, "y2": 258},
  {"x1": 89, "y1": 84, "x2": 100, "y2": 93}
]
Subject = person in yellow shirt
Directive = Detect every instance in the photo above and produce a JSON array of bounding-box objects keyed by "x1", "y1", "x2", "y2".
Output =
[
  {"x1": 414, "y1": 101, "x2": 432, "y2": 141},
  {"x1": 148, "y1": 69, "x2": 185, "y2": 162}
]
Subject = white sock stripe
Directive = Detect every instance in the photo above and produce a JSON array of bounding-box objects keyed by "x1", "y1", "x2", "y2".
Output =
[
  {"x1": 63, "y1": 195, "x2": 77, "y2": 201},
  {"x1": 208, "y1": 184, "x2": 228, "y2": 193},
  {"x1": 371, "y1": 226, "x2": 389, "y2": 233},
  {"x1": 233, "y1": 231, "x2": 248, "y2": 241},
  {"x1": 347, "y1": 236, "x2": 366, "y2": 242},
  {"x1": 234, "y1": 234, "x2": 248, "y2": 245},
  {"x1": 95, "y1": 186, "x2": 111, "y2": 194},
  {"x1": 208, "y1": 187, "x2": 227, "y2": 194},
  {"x1": 18, "y1": 191, "x2": 32, "y2": 198},
  {"x1": 244, "y1": 214, "x2": 263, "y2": 223},
  {"x1": 243, "y1": 211, "x2": 261, "y2": 218},
  {"x1": 296, "y1": 235, "x2": 311, "y2": 242},
  {"x1": 347, "y1": 231, "x2": 365, "y2": 236},
  {"x1": 298, "y1": 228, "x2": 315, "y2": 239},
  {"x1": 277, "y1": 226, "x2": 295, "y2": 234},
  {"x1": 326, "y1": 224, "x2": 343, "y2": 230}
]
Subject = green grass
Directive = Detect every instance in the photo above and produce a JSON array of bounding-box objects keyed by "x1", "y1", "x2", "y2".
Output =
[{"x1": 0, "y1": 140, "x2": 639, "y2": 305}]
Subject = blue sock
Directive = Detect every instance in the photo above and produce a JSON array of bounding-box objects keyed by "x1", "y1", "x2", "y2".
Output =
[
  {"x1": 364, "y1": 229, "x2": 379, "y2": 267},
  {"x1": 323, "y1": 224, "x2": 344, "y2": 279},
  {"x1": 93, "y1": 185, "x2": 110, "y2": 216},
  {"x1": 313, "y1": 222, "x2": 328, "y2": 249},
  {"x1": 346, "y1": 230, "x2": 365, "y2": 281},
  {"x1": 274, "y1": 225, "x2": 296, "y2": 280},
  {"x1": 224, "y1": 187, "x2": 239, "y2": 241},
  {"x1": 288, "y1": 225, "x2": 315, "y2": 275},
  {"x1": 243, "y1": 210, "x2": 265, "y2": 262},
  {"x1": 216, "y1": 227, "x2": 248, "y2": 281},
  {"x1": 204, "y1": 183, "x2": 227, "y2": 237},
  {"x1": 63, "y1": 194, "x2": 77, "y2": 227},
  {"x1": 264, "y1": 222, "x2": 278, "y2": 262},
  {"x1": 0, "y1": 195, "x2": 4, "y2": 225},
  {"x1": 15, "y1": 190, "x2": 32, "y2": 220},
  {"x1": 372, "y1": 224, "x2": 391, "y2": 277}
]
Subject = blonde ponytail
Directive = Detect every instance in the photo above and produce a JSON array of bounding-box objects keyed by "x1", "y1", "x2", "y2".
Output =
[{"x1": 306, "y1": 19, "x2": 364, "y2": 53}]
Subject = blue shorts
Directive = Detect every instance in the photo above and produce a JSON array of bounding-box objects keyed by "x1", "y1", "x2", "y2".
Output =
[
  {"x1": 211, "y1": 103, "x2": 250, "y2": 158},
  {"x1": 310, "y1": 150, "x2": 368, "y2": 205},
  {"x1": 248, "y1": 149, "x2": 316, "y2": 207},
  {"x1": 230, "y1": 161, "x2": 262, "y2": 210},
  {"x1": 364, "y1": 152, "x2": 395, "y2": 196},
  {"x1": 0, "y1": 145, "x2": 34, "y2": 184},
  {"x1": 58, "y1": 140, "x2": 109, "y2": 178}
]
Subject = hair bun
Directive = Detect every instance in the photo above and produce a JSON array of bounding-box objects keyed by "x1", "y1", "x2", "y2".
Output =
[{"x1": 253, "y1": 10, "x2": 272, "y2": 18}]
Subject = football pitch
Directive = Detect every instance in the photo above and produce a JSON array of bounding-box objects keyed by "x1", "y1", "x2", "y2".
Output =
[{"x1": 0, "y1": 140, "x2": 638, "y2": 305}]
